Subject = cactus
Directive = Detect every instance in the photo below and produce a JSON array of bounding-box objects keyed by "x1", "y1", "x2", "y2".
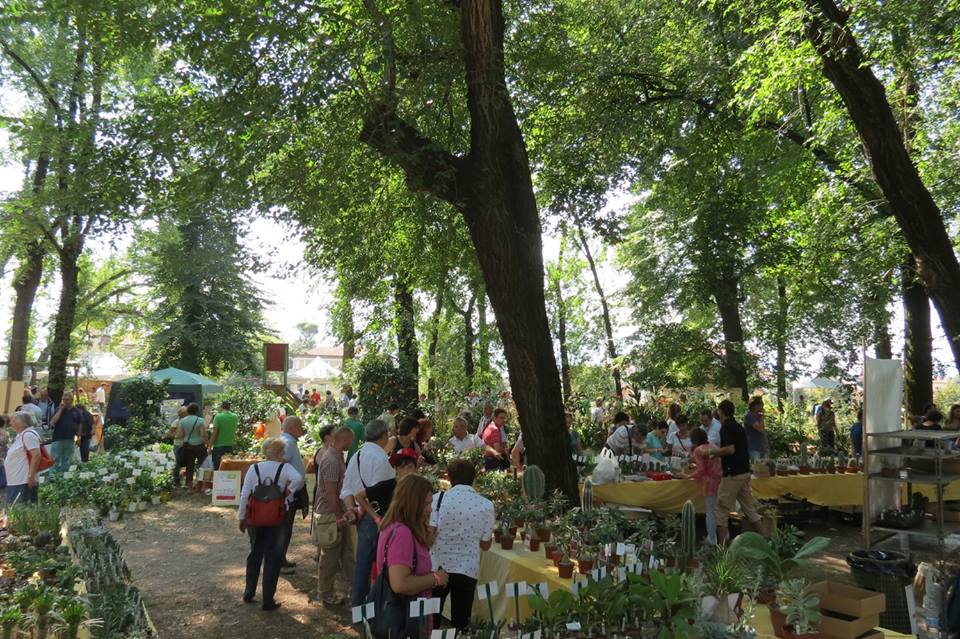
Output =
[
  {"x1": 522, "y1": 465, "x2": 546, "y2": 501},
  {"x1": 800, "y1": 444, "x2": 808, "y2": 467},
  {"x1": 680, "y1": 499, "x2": 696, "y2": 570},
  {"x1": 582, "y1": 478, "x2": 594, "y2": 512}
]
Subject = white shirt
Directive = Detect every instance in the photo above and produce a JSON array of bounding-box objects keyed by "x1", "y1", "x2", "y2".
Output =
[
  {"x1": 476, "y1": 414, "x2": 493, "y2": 436},
  {"x1": 666, "y1": 419, "x2": 679, "y2": 439},
  {"x1": 340, "y1": 441, "x2": 395, "y2": 500},
  {"x1": 4, "y1": 428, "x2": 41, "y2": 485},
  {"x1": 19, "y1": 403, "x2": 42, "y2": 427},
  {"x1": 448, "y1": 433, "x2": 483, "y2": 453},
  {"x1": 590, "y1": 406, "x2": 606, "y2": 424},
  {"x1": 705, "y1": 418, "x2": 722, "y2": 446},
  {"x1": 666, "y1": 431, "x2": 692, "y2": 456},
  {"x1": 95, "y1": 387, "x2": 106, "y2": 404},
  {"x1": 237, "y1": 460, "x2": 305, "y2": 522},
  {"x1": 605, "y1": 425, "x2": 638, "y2": 455},
  {"x1": 430, "y1": 485, "x2": 494, "y2": 579}
]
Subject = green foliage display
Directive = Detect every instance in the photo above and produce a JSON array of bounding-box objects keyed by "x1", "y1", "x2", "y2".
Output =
[
  {"x1": 104, "y1": 417, "x2": 167, "y2": 453},
  {"x1": 347, "y1": 351, "x2": 417, "y2": 420},
  {"x1": 213, "y1": 383, "x2": 283, "y2": 454},
  {"x1": 119, "y1": 377, "x2": 168, "y2": 422}
]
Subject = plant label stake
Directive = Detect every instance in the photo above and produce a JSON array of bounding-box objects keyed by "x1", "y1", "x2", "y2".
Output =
[
  {"x1": 431, "y1": 630, "x2": 457, "y2": 639},
  {"x1": 530, "y1": 582, "x2": 549, "y2": 599},
  {"x1": 506, "y1": 582, "x2": 526, "y2": 635},
  {"x1": 572, "y1": 579, "x2": 588, "y2": 595},
  {"x1": 478, "y1": 581, "x2": 499, "y2": 631},
  {"x1": 521, "y1": 632, "x2": 542, "y2": 639},
  {"x1": 410, "y1": 598, "x2": 441, "y2": 618},
  {"x1": 589, "y1": 566, "x2": 607, "y2": 581},
  {"x1": 351, "y1": 603, "x2": 375, "y2": 639}
]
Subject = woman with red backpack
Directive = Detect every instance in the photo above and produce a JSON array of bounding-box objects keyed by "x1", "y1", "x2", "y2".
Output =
[{"x1": 237, "y1": 437, "x2": 305, "y2": 611}]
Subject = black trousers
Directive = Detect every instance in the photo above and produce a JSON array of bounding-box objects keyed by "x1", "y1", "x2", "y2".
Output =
[
  {"x1": 181, "y1": 444, "x2": 207, "y2": 485},
  {"x1": 244, "y1": 525, "x2": 283, "y2": 605},
  {"x1": 433, "y1": 573, "x2": 477, "y2": 630},
  {"x1": 79, "y1": 437, "x2": 91, "y2": 462}
]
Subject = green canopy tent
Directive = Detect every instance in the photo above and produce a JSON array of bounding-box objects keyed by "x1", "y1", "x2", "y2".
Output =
[{"x1": 106, "y1": 367, "x2": 224, "y2": 422}]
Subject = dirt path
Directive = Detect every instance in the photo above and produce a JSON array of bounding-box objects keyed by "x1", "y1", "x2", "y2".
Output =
[{"x1": 108, "y1": 492, "x2": 357, "y2": 639}]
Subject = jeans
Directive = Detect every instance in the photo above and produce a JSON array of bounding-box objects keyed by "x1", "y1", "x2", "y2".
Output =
[
  {"x1": 704, "y1": 494, "x2": 718, "y2": 544},
  {"x1": 79, "y1": 437, "x2": 91, "y2": 463},
  {"x1": 5, "y1": 484, "x2": 38, "y2": 504},
  {"x1": 212, "y1": 446, "x2": 233, "y2": 471},
  {"x1": 244, "y1": 524, "x2": 284, "y2": 606},
  {"x1": 351, "y1": 513, "x2": 381, "y2": 608},
  {"x1": 49, "y1": 439, "x2": 75, "y2": 473},
  {"x1": 433, "y1": 573, "x2": 477, "y2": 630},
  {"x1": 181, "y1": 444, "x2": 207, "y2": 485},
  {"x1": 318, "y1": 525, "x2": 356, "y2": 599},
  {"x1": 172, "y1": 445, "x2": 183, "y2": 486}
]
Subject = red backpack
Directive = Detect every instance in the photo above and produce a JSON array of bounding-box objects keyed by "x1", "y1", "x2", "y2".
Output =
[{"x1": 246, "y1": 463, "x2": 288, "y2": 527}]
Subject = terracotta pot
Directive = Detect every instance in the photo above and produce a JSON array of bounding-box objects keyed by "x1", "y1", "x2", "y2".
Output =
[
  {"x1": 607, "y1": 554, "x2": 620, "y2": 566},
  {"x1": 552, "y1": 551, "x2": 563, "y2": 566},
  {"x1": 558, "y1": 561, "x2": 574, "y2": 579},
  {"x1": 530, "y1": 538, "x2": 540, "y2": 552},
  {"x1": 756, "y1": 586, "x2": 777, "y2": 605},
  {"x1": 847, "y1": 467, "x2": 859, "y2": 473},
  {"x1": 509, "y1": 526, "x2": 518, "y2": 537},
  {"x1": 769, "y1": 605, "x2": 787, "y2": 638},
  {"x1": 536, "y1": 528, "x2": 551, "y2": 543},
  {"x1": 500, "y1": 536, "x2": 515, "y2": 550},
  {"x1": 513, "y1": 518, "x2": 525, "y2": 529},
  {"x1": 799, "y1": 466, "x2": 811, "y2": 475},
  {"x1": 578, "y1": 558, "x2": 594, "y2": 574},
  {"x1": 494, "y1": 530, "x2": 502, "y2": 543},
  {"x1": 544, "y1": 544, "x2": 557, "y2": 560}
]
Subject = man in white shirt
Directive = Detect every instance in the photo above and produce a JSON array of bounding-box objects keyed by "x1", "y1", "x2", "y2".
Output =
[
  {"x1": 278, "y1": 416, "x2": 307, "y2": 573},
  {"x1": 699, "y1": 409, "x2": 722, "y2": 447},
  {"x1": 604, "y1": 411, "x2": 647, "y2": 456},
  {"x1": 448, "y1": 416, "x2": 483, "y2": 453},
  {"x1": 429, "y1": 459, "x2": 494, "y2": 630},
  {"x1": 475, "y1": 401, "x2": 495, "y2": 435},
  {"x1": 95, "y1": 383, "x2": 107, "y2": 414},
  {"x1": 378, "y1": 403, "x2": 400, "y2": 434},
  {"x1": 341, "y1": 419, "x2": 395, "y2": 609},
  {"x1": 590, "y1": 398, "x2": 606, "y2": 426}
]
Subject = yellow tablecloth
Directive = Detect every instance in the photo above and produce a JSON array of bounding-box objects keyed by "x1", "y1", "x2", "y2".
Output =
[{"x1": 592, "y1": 473, "x2": 960, "y2": 512}]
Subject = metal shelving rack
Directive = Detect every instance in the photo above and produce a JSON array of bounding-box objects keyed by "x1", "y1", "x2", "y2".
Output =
[{"x1": 863, "y1": 429, "x2": 960, "y2": 638}]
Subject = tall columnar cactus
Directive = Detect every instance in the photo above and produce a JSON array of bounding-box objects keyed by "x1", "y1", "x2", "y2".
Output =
[
  {"x1": 582, "y1": 478, "x2": 594, "y2": 512},
  {"x1": 522, "y1": 465, "x2": 546, "y2": 501},
  {"x1": 800, "y1": 443, "x2": 809, "y2": 467},
  {"x1": 680, "y1": 499, "x2": 696, "y2": 569}
]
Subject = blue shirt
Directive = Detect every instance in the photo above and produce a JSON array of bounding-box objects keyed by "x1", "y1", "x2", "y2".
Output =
[
  {"x1": 743, "y1": 411, "x2": 769, "y2": 458},
  {"x1": 52, "y1": 406, "x2": 82, "y2": 442},
  {"x1": 850, "y1": 422, "x2": 863, "y2": 457},
  {"x1": 646, "y1": 432, "x2": 665, "y2": 461},
  {"x1": 280, "y1": 431, "x2": 306, "y2": 479}
]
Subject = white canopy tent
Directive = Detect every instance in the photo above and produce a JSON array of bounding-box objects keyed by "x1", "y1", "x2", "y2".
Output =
[
  {"x1": 287, "y1": 357, "x2": 341, "y2": 389},
  {"x1": 790, "y1": 376, "x2": 841, "y2": 403}
]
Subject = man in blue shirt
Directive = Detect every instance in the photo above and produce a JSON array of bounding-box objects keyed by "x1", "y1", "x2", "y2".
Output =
[
  {"x1": 50, "y1": 394, "x2": 82, "y2": 472},
  {"x1": 279, "y1": 416, "x2": 307, "y2": 573},
  {"x1": 850, "y1": 409, "x2": 863, "y2": 457}
]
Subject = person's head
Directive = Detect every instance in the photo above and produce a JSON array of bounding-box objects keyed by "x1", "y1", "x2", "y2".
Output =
[
  {"x1": 21, "y1": 390, "x2": 33, "y2": 405},
  {"x1": 668, "y1": 403, "x2": 682, "y2": 421},
  {"x1": 690, "y1": 427, "x2": 708, "y2": 447},
  {"x1": 613, "y1": 411, "x2": 630, "y2": 426},
  {"x1": 416, "y1": 418, "x2": 433, "y2": 439},
  {"x1": 186, "y1": 402, "x2": 200, "y2": 416},
  {"x1": 699, "y1": 409, "x2": 713, "y2": 427},
  {"x1": 39, "y1": 387, "x2": 49, "y2": 400},
  {"x1": 483, "y1": 402, "x2": 494, "y2": 416},
  {"x1": 282, "y1": 415, "x2": 305, "y2": 438},
  {"x1": 822, "y1": 398, "x2": 832, "y2": 409},
  {"x1": 452, "y1": 416, "x2": 469, "y2": 439},
  {"x1": 365, "y1": 419, "x2": 390, "y2": 445},
  {"x1": 649, "y1": 420, "x2": 667, "y2": 437},
  {"x1": 676, "y1": 414, "x2": 689, "y2": 433},
  {"x1": 262, "y1": 437, "x2": 286, "y2": 461},
  {"x1": 630, "y1": 424, "x2": 649, "y2": 442},
  {"x1": 749, "y1": 397, "x2": 763, "y2": 413},
  {"x1": 10, "y1": 411, "x2": 33, "y2": 432},
  {"x1": 326, "y1": 390, "x2": 332, "y2": 396},
  {"x1": 390, "y1": 449, "x2": 419, "y2": 477},
  {"x1": 220, "y1": 401, "x2": 231, "y2": 411},
  {"x1": 857, "y1": 408, "x2": 864, "y2": 422},
  {"x1": 925, "y1": 409, "x2": 944, "y2": 425},
  {"x1": 347, "y1": 406, "x2": 359, "y2": 417},
  {"x1": 62, "y1": 394, "x2": 74, "y2": 409},
  {"x1": 411, "y1": 408, "x2": 426, "y2": 420},
  {"x1": 565, "y1": 412, "x2": 574, "y2": 428},
  {"x1": 101, "y1": 382, "x2": 106, "y2": 388},
  {"x1": 381, "y1": 474, "x2": 434, "y2": 544},
  {"x1": 318, "y1": 424, "x2": 336, "y2": 446},
  {"x1": 923, "y1": 402, "x2": 938, "y2": 414},
  {"x1": 387, "y1": 402, "x2": 399, "y2": 415},
  {"x1": 332, "y1": 425, "x2": 355, "y2": 453},
  {"x1": 397, "y1": 417, "x2": 419, "y2": 438},
  {"x1": 493, "y1": 408, "x2": 508, "y2": 426},
  {"x1": 447, "y1": 458, "x2": 476, "y2": 487},
  {"x1": 177, "y1": 406, "x2": 188, "y2": 418},
  {"x1": 718, "y1": 400, "x2": 736, "y2": 420}
]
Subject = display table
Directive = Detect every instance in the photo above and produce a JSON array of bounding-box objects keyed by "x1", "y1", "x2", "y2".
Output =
[
  {"x1": 592, "y1": 473, "x2": 960, "y2": 512},
  {"x1": 218, "y1": 458, "x2": 262, "y2": 478}
]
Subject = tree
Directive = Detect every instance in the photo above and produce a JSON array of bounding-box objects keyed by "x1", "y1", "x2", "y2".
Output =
[{"x1": 292, "y1": 322, "x2": 319, "y2": 355}]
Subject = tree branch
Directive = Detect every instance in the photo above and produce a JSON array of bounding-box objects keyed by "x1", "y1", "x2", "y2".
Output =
[
  {"x1": 361, "y1": 0, "x2": 396, "y2": 96},
  {"x1": 0, "y1": 39, "x2": 63, "y2": 115}
]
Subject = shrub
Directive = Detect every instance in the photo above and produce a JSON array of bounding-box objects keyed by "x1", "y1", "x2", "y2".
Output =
[
  {"x1": 118, "y1": 377, "x2": 169, "y2": 421},
  {"x1": 103, "y1": 417, "x2": 166, "y2": 452},
  {"x1": 210, "y1": 383, "x2": 283, "y2": 454},
  {"x1": 347, "y1": 351, "x2": 417, "y2": 419}
]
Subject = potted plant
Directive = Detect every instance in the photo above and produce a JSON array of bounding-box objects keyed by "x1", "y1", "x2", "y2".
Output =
[
  {"x1": 699, "y1": 545, "x2": 748, "y2": 625},
  {"x1": 578, "y1": 542, "x2": 597, "y2": 575},
  {"x1": 728, "y1": 528, "x2": 829, "y2": 606},
  {"x1": 553, "y1": 524, "x2": 575, "y2": 578},
  {"x1": 497, "y1": 519, "x2": 515, "y2": 550},
  {"x1": 775, "y1": 579, "x2": 820, "y2": 638}
]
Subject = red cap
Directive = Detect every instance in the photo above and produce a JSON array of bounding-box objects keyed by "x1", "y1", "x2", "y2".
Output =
[{"x1": 390, "y1": 448, "x2": 419, "y2": 467}]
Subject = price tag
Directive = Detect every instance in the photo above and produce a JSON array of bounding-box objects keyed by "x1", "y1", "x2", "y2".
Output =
[
  {"x1": 566, "y1": 622, "x2": 581, "y2": 631},
  {"x1": 431, "y1": 630, "x2": 457, "y2": 639},
  {"x1": 590, "y1": 566, "x2": 607, "y2": 581},
  {"x1": 616, "y1": 542, "x2": 626, "y2": 555},
  {"x1": 69, "y1": 465, "x2": 78, "y2": 472},
  {"x1": 351, "y1": 602, "x2": 375, "y2": 623},
  {"x1": 625, "y1": 543, "x2": 636, "y2": 556},
  {"x1": 506, "y1": 582, "x2": 527, "y2": 598},
  {"x1": 529, "y1": 582, "x2": 549, "y2": 599},
  {"x1": 572, "y1": 579, "x2": 589, "y2": 595},
  {"x1": 477, "y1": 582, "x2": 499, "y2": 600},
  {"x1": 410, "y1": 598, "x2": 440, "y2": 617}
]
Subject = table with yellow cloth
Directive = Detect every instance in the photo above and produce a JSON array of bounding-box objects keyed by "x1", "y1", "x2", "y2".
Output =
[
  {"x1": 217, "y1": 458, "x2": 262, "y2": 477},
  {"x1": 592, "y1": 473, "x2": 960, "y2": 512}
]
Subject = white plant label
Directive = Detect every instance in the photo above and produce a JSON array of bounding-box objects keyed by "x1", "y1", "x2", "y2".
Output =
[
  {"x1": 409, "y1": 597, "x2": 440, "y2": 617},
  {"x1": 616, "y1": 542, "x2": 626, "y2": 555},
  {"x1": 642, "y1": 539, "x2": 654, "y2": 551},
  {"x1": 431, "y1": 630, "x2": 457, "y2": 639},
  {"x1": 506, "y1": 582, "x2": 527, "y2": 598},
  {"x1": 566, "y1": 622, "x2": 581, "y2": 631},
  {"x1": 69, "y1": 465, "x2": 78, "y2": 472},
  {"x1": 572, "y1": 579, "x2": 588, "y2": 595},
  {"x1": 125, "y1": 477, "x2": 135, "y2": 485},
  {"x1": 351, "y1": 603, "x2": 375, "y2": 623},
  {"x1": 521, "y1": 632, "x2": 542, "y2": 639},
  {"x1": 477, "y1": 582, "x2": 499, "y2": 600},
  {"x1": 132, "y1": 469, "x2": 142, "y2": 477},
  {"x1": 590, "y1": 567, "x2": 607, "y2": 581},
  {"x1": 530, "y1": 582, "x2": 549, "y2": 598},
  {"x1": 98, "y1": 468, "x2": 109, "y2": 475}
]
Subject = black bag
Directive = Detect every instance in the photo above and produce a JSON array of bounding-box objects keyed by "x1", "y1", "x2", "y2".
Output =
[
  {"x1": 365, "y1": 526, "x2": 421, "y2": 639},
  {"x1": 945, "y1": 572, "x2": 960, "y2": 632}
]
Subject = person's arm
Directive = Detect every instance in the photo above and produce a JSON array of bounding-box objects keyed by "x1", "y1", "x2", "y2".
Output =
[
  {"x1": 52, "y1": 403, "x2": 64, "y2": 425},
  {"x1": 479, "y1": 504, "x2": 494, "y2": 551},
  {"x1": 208, "y1": 425, "x2": 219, "y2": 450},
  {"x1": 323, "y1": 480, "x2": 343, "y2": 517},
  {"x1": 386, "y1": 532, "x2": 448, "y2": 595},
  {"x1": 25, "y1": 432, "x2": 41, "y2": 487},
  {"x1": 751, "y1": 415, "x2": 765, "y2": 432},
  {"x1": 237, "y1": 466, "x2": 257, "y2": 529},
  {"x1": 511, "y1": 444, "x2": 523, "y2": 469}
]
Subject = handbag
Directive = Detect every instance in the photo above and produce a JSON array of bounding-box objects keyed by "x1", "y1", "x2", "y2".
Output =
[
  {"x1": 311, "y1": 513, "x2": 340, "y2": 548},
  {"x1": 366, "y1": 526, "x2": 421, "y2": 639},
  {"x1": 22, "y1": 429, "x2": 55, "y2": 472}
]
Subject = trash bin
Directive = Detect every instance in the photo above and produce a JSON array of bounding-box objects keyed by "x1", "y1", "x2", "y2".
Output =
[{"x1": 847, "y1": 550, "x2": 917, "y2": 633}]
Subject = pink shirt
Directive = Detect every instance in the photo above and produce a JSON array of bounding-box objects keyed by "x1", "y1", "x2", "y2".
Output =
[
  {"x1": 377, "y1": 522, "x2": 433, "y2": 598},
  {"x1": 690, "y1": 443, "x2": 722, "y2": 496},
  {"x1": 481, "y1": 423, "x2": 502, "y2": 455}
]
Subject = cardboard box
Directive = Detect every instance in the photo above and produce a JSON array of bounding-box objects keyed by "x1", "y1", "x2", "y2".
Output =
[
  {"x1": 926, "y1": 502, "x2": 960, "y2": 522},
  {"x1": 819, "y1": 611, "x2": 880, "y2": 639},
  {"x1": 823, "y1": 630, "x2": 884, "y2": 639},
  {"x1": 810, "y1": 581, "x2": 886, "y2": 618}
]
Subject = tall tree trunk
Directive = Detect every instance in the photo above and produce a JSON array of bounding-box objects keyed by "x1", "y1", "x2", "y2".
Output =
[
  {"x1": 554, "y1": 266, "x2": 572, "y2": 403},
  {"x1": 804, "y1": 0, "x2": 960, "y2": 372},
  {"x1": 461, "y1": 294, "x2": 476, "y2": 389},
  {"x1": 775, "y1": 277, "x2": 789, "y2": 409},
  {"x1": 903, "y1": 255, "x2": 933, "y2": 416},
  {"x1": 341, "y1": 305, "x2": 356, "y2": 365},
  {"x1": 426, "y1": 291, "x2": 443, "y2": 398},
  {"x1": 712, "y1": 276, "x2": 750, "y2": 401},
  {"x1": 9, "y1": 151, "x2": 51, "y2": 382},
  {"x1": 360, "y1": 0, "x2": 577, "y2": 499},
  {"x1": 577, "y1": 226, "x2": 622, "y2": 398},
  {"x1": 874, "y1": 323, "x2": 893, "y2": 360},
  {"x1": 477, "y1": 289, "x2": 490, "y2": 376},
  {"x1": 47, "y1": 238, "x2": 82, "y2": 405},
  {"x1": 393, "y1": 278, "x2": 418, "y2": 406}
]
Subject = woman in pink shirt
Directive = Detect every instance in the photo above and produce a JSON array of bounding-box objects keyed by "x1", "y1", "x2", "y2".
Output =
[
  {"x1": 375, "y1": 474, "x2": 448, "y2": 638},
  {"x1": 683, "y1": 428, "x2": 722, "y2": 544}
]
